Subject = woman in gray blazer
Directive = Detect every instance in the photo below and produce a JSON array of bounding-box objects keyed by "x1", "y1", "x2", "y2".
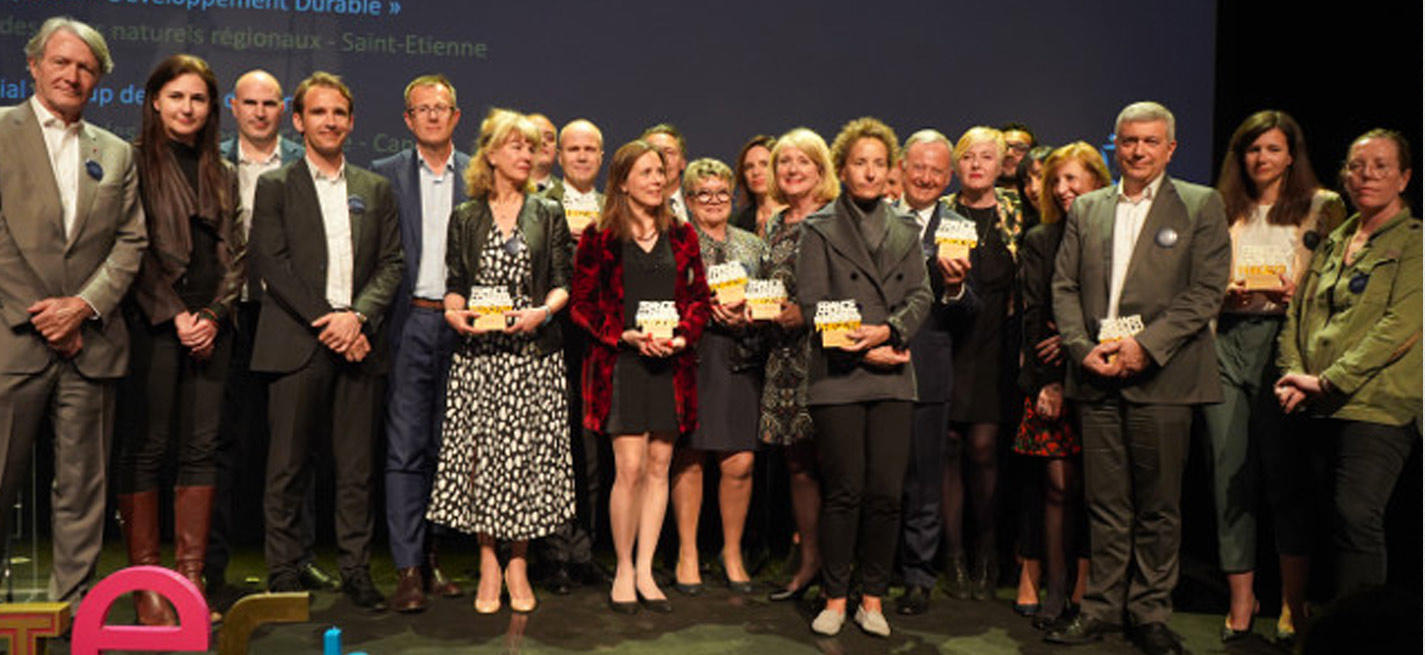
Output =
[{"x1": 796, "y1": 118, "x2": 931, "y2": 637}]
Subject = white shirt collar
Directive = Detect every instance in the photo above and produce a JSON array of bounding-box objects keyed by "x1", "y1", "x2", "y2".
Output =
[
  {"x1": 307, "y1": 153, "x2": 346, "y2": 181},
  {"x1": 417, "y1": 150, "x2": 455, "y2": 178},
  {"x1": 238, "y1": 139, "x2": 282, "y2": 166},
  {"x1": 1116, "y1": 172, "x2": 1166, "y2": 205},
  {"x1": 30, "y1": 96, "x2": 83, "y2": 133}
]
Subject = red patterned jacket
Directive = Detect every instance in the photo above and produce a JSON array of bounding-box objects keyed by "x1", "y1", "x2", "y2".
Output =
[{"x1": 570, "y1": 222, "x2": 710, "y2": 434}]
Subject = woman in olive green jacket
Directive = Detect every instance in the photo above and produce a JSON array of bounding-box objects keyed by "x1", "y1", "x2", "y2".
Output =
[{"x1": 1275, "y1": 129, "x2": 1421, "y2": 600}]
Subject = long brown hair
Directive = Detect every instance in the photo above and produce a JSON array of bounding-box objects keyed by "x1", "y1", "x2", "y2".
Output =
[
  {"x1": 137, "y1": 54, "x2": 227, "y2": 218},
  {"x1": 1216, "y1": 110, "x2": 1320, "y2": 226},
  {"x1": 733, "y1": 134, "x2": 775, "y2": 208},
  {"x1": 598, "y1": 140, "x2": 672, "y2": 240}
]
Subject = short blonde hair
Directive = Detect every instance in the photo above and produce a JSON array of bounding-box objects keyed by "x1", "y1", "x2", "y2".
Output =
[
  {"x1": 1039, "y1": 142, "x2": 1112, "y2": 223},
  {"x1": 682, "y1": 158, "x2": 734, "y2": 198},
  {"x1": 464, "y1": 108, "x2": 540, "y2": 199},
  {"x1": 768, "y1": 127, "x2": 839, "y2": 205},
  {"x1": 830, "y1": 116, "x2": 900, "y2": 173},
  {"x1": 952, "y1": 126, "x2": 1006, "y2": 161}
]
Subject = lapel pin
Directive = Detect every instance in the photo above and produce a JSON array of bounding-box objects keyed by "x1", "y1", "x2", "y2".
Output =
[
  {"x1": 1349, "y1": 273, "x2": 1369, "y2": 294},
  {"x1": 347, "y1": 195, "x2": 366, "y2": 213},
  {"x1": 1155, "y1": 227, "x2": 1178, "y2": 248},
  {"x1": 85, "y1": 159, "x2": 103, "y2": 181},
  {"x1": 1302, "y1": 231, "x2": 1321, "y2": 250}
]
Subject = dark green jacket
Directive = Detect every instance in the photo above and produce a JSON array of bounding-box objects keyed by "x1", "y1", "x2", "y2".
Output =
[{"x1": 1278, "y1": 209, "x2": 1421, "y2": 425}]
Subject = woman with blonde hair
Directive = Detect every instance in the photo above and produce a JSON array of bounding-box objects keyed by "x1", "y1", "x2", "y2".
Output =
[
  {"x1": 428, "y1": 108, "x2": 576, "y2": 614},
  {"x1": 759, "y1": 127, "x2": 840, "y2": 603}
]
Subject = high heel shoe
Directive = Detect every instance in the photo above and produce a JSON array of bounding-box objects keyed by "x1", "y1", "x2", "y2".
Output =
[
  {"x1": 1220, "y1": 599, "x2": 1259, "y2": 642},
  {"x1": 473, "y1": 569, "x2": 502, "y2": 614},
  {"x1": 505, "y1": 567, "x2": 537, "y2": 613},
  {"x1": 769, "y1": 572, "x2": 820, "y2": 602},
  {"x1": 719, "y1": 554, "x2": 754, "y2": 594},
  {"x1": 607, "y1": 593, "x2": 639, "y2": 614},
  {"x1": 636, "y1": 588, "x2": 672, "y2": 613}
]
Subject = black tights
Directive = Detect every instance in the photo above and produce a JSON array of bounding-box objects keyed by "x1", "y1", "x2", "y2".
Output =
[
  {"x1": 1040, "y1": 457, "x2": 1081, "y2": 615},
  {"x1": 943, "y1": 421, "x2": 998, "y2": 560}
]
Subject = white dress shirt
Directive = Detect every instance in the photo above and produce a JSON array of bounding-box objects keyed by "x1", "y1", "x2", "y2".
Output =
[
  {"x1": 31, "y1": 96, "x2": 82, "y2": 239},
  {"x1": 414, "y1": 152, "x2": 455, "y2": 300},
  {"x1": 668, "y1": 188, "x2": 689, "y2": 223},
  {"x1": 236, "y1": 140, "x2": 285, "y2": 238},
  {"x1": 308, "y1": 156, "x2": 354, "y2": 309},
  {"x1": 1107, "y1": 173, "x2": 1165, "y2": 319}
]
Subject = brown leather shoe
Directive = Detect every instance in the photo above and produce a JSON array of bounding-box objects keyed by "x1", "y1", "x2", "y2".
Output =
[
  {"x1": 118, "y1": 491, "x2": 177, "y2": 626},
  {"x1": 175, "y1": 486, "x2": 221, "y2": 622},
  {"x1": 390, "y1": 567, "x2": 429, "y2": 613},
  {"x1": 425, "y1": 545, "x2": 463, "y2": 598}
]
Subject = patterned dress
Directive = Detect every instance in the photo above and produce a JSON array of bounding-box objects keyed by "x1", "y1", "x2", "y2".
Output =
[
  {"x1": 426, "y1": 226, "x2": 574, "y2": 540},
  {"x1": 758, "y1": 210, "x2": 816, "y2": 445}
]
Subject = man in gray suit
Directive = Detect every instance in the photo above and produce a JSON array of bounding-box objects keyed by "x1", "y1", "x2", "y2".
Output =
[
  {"x1": 249, "y1": 72, "x2": 403, "y2": 611},
  {"x1": 1047, "y1": 102, "x2": 1229, "y2": 655},
  {"x1": 0, "y1": 16, "x2": 147, "y2": 602}
]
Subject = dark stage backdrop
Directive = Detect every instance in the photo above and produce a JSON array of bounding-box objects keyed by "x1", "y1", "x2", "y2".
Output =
[{"x1": 2, "y1": 1, "x2": 1218, "y2": 182}]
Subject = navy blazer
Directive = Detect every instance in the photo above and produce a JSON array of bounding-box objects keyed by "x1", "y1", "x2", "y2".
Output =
[
  {"x1": 906, "y1": 202, "x2": 978, "y2": 404},
  {"x1": 371, "y1": 148, "x2": 472, "y2": 348}
]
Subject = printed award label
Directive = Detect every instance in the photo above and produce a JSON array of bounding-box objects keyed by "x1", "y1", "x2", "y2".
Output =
[
  {"x1": 814, "y1": 300, "x2": 861, "y2": 349},
  {"x1": 746, "y1": 279, "x2": 787, "y2": 321},
  {"x1": 1237, "y1": 245, "x2": 1291, "y2": 290},
  {"x1": 935, "y1": 218, "x2": 978, "y2": 260},
  {"x1": 707, "y1": 261, "x2": 749, "y2": 305},
  {"x1": 468, "y1": 286, "x2": 513, "y2": 332},
  {"x1": 636, "y1": 300, "x2": 679, "y2": 340}
]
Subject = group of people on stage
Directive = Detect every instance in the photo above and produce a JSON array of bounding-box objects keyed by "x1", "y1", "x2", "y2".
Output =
[{"x1": 1, "y1": 15, "x2": 1418, "y2": 655}]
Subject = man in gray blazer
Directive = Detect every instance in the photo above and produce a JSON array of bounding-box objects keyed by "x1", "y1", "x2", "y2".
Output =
[
  {"x1": 0, "y1": 17, "x2": 147, "y2": 602},
  {"x1": 1048, "y1": 102, "x2": 1229, "y2": 655},
  {"x1": 249, "y1": 72, "x2": 403, "y2": 611},
  {"x1": 372, "y1": 73, "x2": 470, "y2": 612}
]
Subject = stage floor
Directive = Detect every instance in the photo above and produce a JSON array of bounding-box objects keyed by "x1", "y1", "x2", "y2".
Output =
[{"x1": 12, "y1": 542, "x2": 1296, "y2": 654}]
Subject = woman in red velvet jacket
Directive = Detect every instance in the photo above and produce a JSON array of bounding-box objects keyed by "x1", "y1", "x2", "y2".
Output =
[{"x1": 571, "y1": 140, "x2": 710, "y2": 613}]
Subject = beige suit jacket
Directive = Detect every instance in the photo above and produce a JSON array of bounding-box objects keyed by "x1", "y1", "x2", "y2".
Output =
[
  {"x1": 1052, "y1": 176, "x2": 1230, "y2": 404},
  {"x1": 0, "y1": 101, "x2": 148, "y2": 378}
]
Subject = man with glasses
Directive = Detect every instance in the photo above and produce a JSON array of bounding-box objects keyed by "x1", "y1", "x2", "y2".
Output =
[
  {"x1": 997, "y1": 122, "x2": 1036, "y2": 188},
  {"x1": 372, "y1": 73, "x2": 471, "y2": 612}
]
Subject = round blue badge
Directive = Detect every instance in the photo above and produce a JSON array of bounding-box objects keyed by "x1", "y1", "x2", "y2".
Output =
[
  {"x1": 1349, "y1": 273, "x2": 1369, "y2": 294},
  {"x1": 1155, "y1": 228, "x2": 1178, "y2": 248},
  {"x1": 1303, "y1": 231, "x2": 1321, "y2": 250}
]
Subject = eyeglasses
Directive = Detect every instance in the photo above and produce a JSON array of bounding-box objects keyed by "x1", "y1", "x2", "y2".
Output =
[
  {"x1": 407, "y1": 104, "x2": 455, "y2": 117},
  {"x1": 1006, "y1": 143, "x2": 1031, "y2": 154},
  {"x1": 693, "y1": 190, "x2": 731, "y2": 203},
  {"x1": 1345, "y1": 160, "x2": 1398, "y2": 179}
]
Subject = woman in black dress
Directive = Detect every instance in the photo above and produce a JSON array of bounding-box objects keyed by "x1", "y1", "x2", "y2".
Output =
[
  {"x1": 731, "y1": 135, "x2": 783, "y2": 236},
  {"x1": 570, "y1": 140, "x2": 710, "y2": 613},
  {"x1": 118, "y1": 54, "x2": 243, "y2": 624},
  {"x1": 942, "y1": 126, "x2": 1024, "y2": 599}
]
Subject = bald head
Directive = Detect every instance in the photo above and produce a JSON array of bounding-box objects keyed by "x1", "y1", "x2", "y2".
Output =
[
  {"x1": 557, "y1": 118, "x2": 604, "y2": 193},
  {"x1": 230, "y1": 69, "x2": 285, "y2": 152}
]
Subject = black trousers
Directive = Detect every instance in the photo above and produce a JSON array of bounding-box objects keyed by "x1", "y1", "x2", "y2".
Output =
[
  {"x1": 812, "y1": 400, "x2": 913, "y2": 598},
  {"x1": 115, "y1": 318, "x2": 229, "y2": 493},
  {"x1": 1078, "y1": 398, "x2": 1191, "y2": 626},
  {"x1": 209, "y1": 302, "x2": 317, "y2": 578},
  {"x1": 1310, "y1": 419, "x2": 1416, "y2": 597},
  {"x1": 264, "y1": 350, "x2": 378, "y2": 578}
]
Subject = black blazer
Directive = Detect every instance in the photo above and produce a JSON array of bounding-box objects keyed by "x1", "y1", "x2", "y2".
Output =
[
  {"x1": 248, "y1": 159, "x2": 404, "y2": 375},
  {"x1": 1017, "y1": 220, "x2": 1064, "y2": 394},
  {"x1": 445, "y1": 193, "x2": 572, "y2": 355},
  {"x1": 908, "y1": 203, "x2": 978, "y2": 403}
]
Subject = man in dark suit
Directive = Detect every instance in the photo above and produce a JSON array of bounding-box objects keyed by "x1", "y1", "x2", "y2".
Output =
[
  {"x1": 1047, "y1": 101, "x2": 1229, "y2": 655},
  {"x1": 0, "y1": 16, "x2": 147, "y2": 603},
  {"x1": 249, "y1": 72, "x2": 403, "y2": 611},
  {"x1": 528, "y1": 113, "x2": 559, "y2": 193},
  {"x1": 537, "y1": 118, "x2": 610, "y2": 594},
  {"x1": 892, "y1": 129, "x2": 975, "y2": 615},
  {"x1": 372, "y1": 73, "x2": 470, "y2": 612},
  {"x1": 207, "y1": 69, "x2": 340, "y2": 596}
]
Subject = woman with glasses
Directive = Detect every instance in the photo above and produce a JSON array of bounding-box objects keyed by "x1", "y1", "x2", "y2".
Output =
[
  {"x1": 1274, "y1": 128, "x2": 1419, "y2": 620},
  {"x1": 669, "y1": 158, "x2": 768, "y2": 595}
]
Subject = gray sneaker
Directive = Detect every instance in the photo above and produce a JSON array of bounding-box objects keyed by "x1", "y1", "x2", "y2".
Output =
[
  {"x1": 854, "y1": 606, "x2": 891, "y2": 637},
  {"x1": 811, "y1": 608, "x2": 846, "y2": 635}
]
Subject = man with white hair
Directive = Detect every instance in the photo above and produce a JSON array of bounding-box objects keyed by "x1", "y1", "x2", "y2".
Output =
[
  {"x1": 1047, "y1": 101, "x2": 1229, "y2": 655},
  {"x1": 0, "y1": 15, "x2": 147, "y2": 602}
]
